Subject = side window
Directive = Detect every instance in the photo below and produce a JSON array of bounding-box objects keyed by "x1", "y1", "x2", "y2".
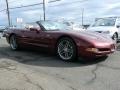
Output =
[{"x1": 24, "y1": 23, "x2": 41, "y2": 30}]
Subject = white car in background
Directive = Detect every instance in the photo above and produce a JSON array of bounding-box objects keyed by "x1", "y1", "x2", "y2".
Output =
[
  {"x1": 71, "y1": 24, "x2": 86, "y2": 31},
  {"x1": 0, "y1": 26, "x2": 6, "y2": 32},
  {"x1": 62, "y1": 22, "x2": 85, "y2": 31},
  {"x1": 87, "y1": 17, "x2": 120, "y2": 42}
]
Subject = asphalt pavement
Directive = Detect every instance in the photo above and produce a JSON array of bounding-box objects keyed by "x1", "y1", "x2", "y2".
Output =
[{"x1": 0, "y1": 35, "x2": 120, "y2": 90}]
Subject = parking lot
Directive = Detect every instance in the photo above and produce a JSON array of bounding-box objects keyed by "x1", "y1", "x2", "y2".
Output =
[{"x1": 0, "y1": 35, "x2": 120, "y2": 90}]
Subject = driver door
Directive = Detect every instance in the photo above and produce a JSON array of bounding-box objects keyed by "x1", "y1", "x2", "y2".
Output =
[
  {"x1": 20, "y1": 23, "x2": 40, "y2": 45},
  {"x1": 36, "y1": 31, "x2": 52, "y2": 48},
  {"x1": 20, "y1": 28, "x2": 37, "y2": 45}
]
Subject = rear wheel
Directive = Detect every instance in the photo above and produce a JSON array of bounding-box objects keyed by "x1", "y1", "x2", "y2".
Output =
[
  {"x1": 9, "y1": 35, "x2": 19, "y2": 50},
  {"x1": 57, "y1": 37, "x2": 77, "y2": 62}
]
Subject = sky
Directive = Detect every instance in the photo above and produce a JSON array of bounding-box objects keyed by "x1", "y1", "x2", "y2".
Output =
[{"x1": 0, "y1": 0, "x2": 120, "y2": 26}]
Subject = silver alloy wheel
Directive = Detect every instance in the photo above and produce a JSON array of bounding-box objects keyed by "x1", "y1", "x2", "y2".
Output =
[
  {"x1": 10, "y1": 35, "x2": 18, "y2": 50},
  {"x1": 58, "y1": 39, "x2": 74, "y2": 60}
]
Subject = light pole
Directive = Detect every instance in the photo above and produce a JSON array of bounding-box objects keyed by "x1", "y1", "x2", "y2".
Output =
[
  {"x1": 5, "y1": 0, "x2": 11, "y2": 26},
  {"x1": 43, "y1": 0, "x2": 46, "y2": 21},
  {"x1": 82, "y1": 8, "x2": 84, "y2": 26},
  {"x1": 42, "y1": 0, "x2": 62, "y2": 21}
]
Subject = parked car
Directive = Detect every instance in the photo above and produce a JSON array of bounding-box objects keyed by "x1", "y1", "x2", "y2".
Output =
[
  {"x1": 0, "y1": 26, "x2": 6, "y2": 32},
  {"x1": 5, "y1": 25, "x2": 16, "y2": 30},
  {"x1": 87, "y1": 17, "x2": 120, "y2": 42},
  {"x1": 62, "y1": 21, "x2": 85, "y2": 31},
  {"x1": 71, "y1": 24, "x2": 86, "y2": 31},
  {"x1": 61, "y1": 21, "x2": 74, "y2": 29},
  {"x1": 3, "y1": 21, "x2": 115, "y2": 61}
]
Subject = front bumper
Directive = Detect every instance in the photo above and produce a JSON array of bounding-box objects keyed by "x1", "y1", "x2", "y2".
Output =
[{"x1": 78, "y1": 44, "x2": 115, "y2": 58}]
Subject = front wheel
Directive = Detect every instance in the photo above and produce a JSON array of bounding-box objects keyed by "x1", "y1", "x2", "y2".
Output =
[
  {"x1": 9, "y1": 35, "x2": 19, "y2": 50},
  {"x1": 57, "y1": 37, "x2": 77, "y2": 62}
]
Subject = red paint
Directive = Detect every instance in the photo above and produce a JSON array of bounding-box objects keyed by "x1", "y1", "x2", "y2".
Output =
[{"x1": 3, "y1": 23, "x2": 115, "y2": 58}]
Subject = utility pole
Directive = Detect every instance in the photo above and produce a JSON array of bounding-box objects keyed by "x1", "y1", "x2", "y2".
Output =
[
  {"x1": 40, "y1": 14, "x2": 41, "y2": 21},
  {"x1": 43, "y1": 0, "x2": 46, "y2": 21},
  {"x1": 42, "y1": 0, "x2": 61, "y2": 21},
  {"x1": 5, "y1": 0, "x2": 11, "y2": 26},
  {"x1": 81, "y1": 8, "x2": 84, "y2": 26}
]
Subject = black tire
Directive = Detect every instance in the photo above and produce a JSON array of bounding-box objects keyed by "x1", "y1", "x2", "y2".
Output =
[
  {"x1": 112, "y1": 33, "x2": 118, "y2": 43},
  {"x1": 9, "y1": 35, "x2": 19, "y2": 50},
  {"x1": 57, "y1": 37, "x2": 77, "y2": 62}
]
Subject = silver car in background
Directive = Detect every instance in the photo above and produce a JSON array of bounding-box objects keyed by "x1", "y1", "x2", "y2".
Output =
[{"x1": 87, "y1": 17, "x2": 120, "y2": 42}]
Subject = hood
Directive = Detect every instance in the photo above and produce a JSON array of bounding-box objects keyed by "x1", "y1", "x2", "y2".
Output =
[
  {"x1": 52, "y1": 29, "x2": 114, "y2": 46},
  {"x1": 71, "y1": 30, "x2": 110, "y2": 40},
  {"x1": 66, "y1": 30, "x2": 114, "y2": 46},
  {"x1": 87, "y1": 26, "x2": 115, "y2": 32}
]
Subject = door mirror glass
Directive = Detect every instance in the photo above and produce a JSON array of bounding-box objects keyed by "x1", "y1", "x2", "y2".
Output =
[
  {"x1": 30, "y1": 28, "x2": 40, "y2": 33},
  {"x1": 30, "y1": 28, "x2": 38, "y2": 31}
]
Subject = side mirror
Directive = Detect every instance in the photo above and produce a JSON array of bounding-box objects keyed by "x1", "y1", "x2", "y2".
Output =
[
  {"x1": 116, "y1": 25, "x2": 120, "y2": 28},
  {"x1": 30, "y1": 28, "x2": 39, "y2": 33}
]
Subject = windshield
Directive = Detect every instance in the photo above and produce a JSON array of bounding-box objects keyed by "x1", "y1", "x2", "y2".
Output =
[
  {"x1": 92, "y1": 18, "x2": 116, "y2": 27},
  {"x1": 38, "y1": 21, "x2": 68, "y2": 31}
]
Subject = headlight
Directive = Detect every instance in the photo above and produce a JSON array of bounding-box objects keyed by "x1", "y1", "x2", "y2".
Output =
[
  {"x1": 102, "y1": 31, "x2": 110, "y2": 34},
  {"x1": 86, "y1": 48, "x2": 98, "y2": 53}
]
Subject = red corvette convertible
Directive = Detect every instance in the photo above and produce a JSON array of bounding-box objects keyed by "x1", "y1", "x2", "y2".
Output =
[{"x1": 3, "y1": 21, "x2": 115, "y2": 61}]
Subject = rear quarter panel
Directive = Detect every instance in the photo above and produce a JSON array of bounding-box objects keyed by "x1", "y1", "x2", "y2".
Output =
[{"x1": 4, "y1": 29, "x2": 24, "y2": 44}]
